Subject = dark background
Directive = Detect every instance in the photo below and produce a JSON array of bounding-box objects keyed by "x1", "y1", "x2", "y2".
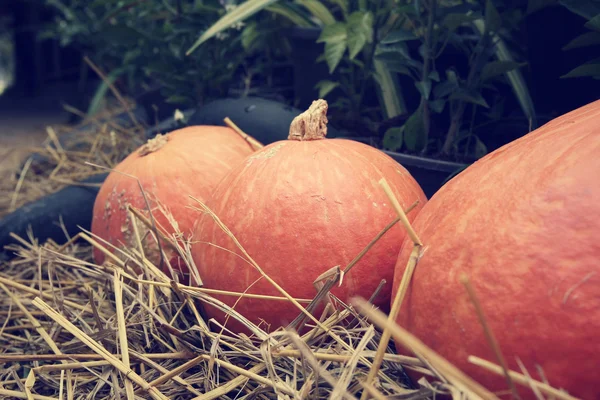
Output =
[{"x1": 1, "y1": 0, "x2": 599, "y2": 125}]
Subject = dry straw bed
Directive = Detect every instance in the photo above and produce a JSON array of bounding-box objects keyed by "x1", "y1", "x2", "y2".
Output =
[
  {"x1": 0, "y1": 100, "x2": 148, "y2": 220},
  {"x1": 0, "y1": 171, "x2": 575, "y2": 399}
]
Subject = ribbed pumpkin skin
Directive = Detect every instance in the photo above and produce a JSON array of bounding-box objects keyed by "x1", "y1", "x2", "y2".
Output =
[
  {"x1": 392, "y1": 100, "x2": 600, "y2": 399},
  {"x1": 91, "y1": 126, "x2": 254, "y2": 275},
  {"x1": 192, "y1": 137, "x2": 427, "y2": 333}
]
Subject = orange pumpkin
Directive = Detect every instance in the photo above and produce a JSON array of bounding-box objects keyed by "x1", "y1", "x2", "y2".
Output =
[
  {"x1": 392, "y1": 99, "x2": 600, "y2": 399},
  {"x1": 91, "y1": 125, "x2": 256, "y2": 281},
  {"x1": 191, "y1": 100, "x2": 427, "y2": 334}
]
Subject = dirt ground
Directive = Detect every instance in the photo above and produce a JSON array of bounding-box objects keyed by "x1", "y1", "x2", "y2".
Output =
[{"x1": 0, "y1": 82, "x2": 76, "y2": 174}]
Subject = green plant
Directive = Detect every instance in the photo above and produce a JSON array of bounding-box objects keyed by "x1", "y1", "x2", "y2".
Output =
[
  {"x1": 42, "y1": 0, "x2": 292, "y2": 115},
  {"x1": 378, "y1": 0, "x2": 537, "y2": 158},
  {"x1": 191, "y1": 0, "x2": 536, "y2": 162},
  {"x1": 187, "y1": 0, "x2": 410, "y2": 125},
  {"x1": 559, "y1": 0, "x2": 600, "y2": 79}
]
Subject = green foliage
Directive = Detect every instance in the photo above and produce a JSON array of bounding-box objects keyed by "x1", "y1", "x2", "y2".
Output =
[
  {"x1": 559, "y1": 0, "x2": 600, "y2": 79},
  {"x1": 196, "y1": 0, "x2": 537, "y2": 161},
  {"x1": 375, "y1": 0, "x2": 535, "y2": 158},
  {"x1": 42, "y1": 0, "x2": 292, "y2": 112}
]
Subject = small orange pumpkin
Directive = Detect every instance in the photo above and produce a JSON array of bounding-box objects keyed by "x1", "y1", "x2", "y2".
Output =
[
  {"x1": 91, "y1": 125, "x2": 256, "y2": 281},
  {"x1": 191, "y1": 100, "x2": 428, "y2": 334}
]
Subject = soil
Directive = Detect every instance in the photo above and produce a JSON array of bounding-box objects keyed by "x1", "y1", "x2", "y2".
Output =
[{"x1": 0, "y1": 82, "x2": 76, "y2": 175}]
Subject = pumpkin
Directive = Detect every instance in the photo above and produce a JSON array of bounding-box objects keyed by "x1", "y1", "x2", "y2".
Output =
[
  {"x1": 91, "y1": 125, "x2": 256, "y2": 281},
  {"x1": 191, "y1": 99, "x2": 428, "y2": 334},
  {"x1": 391, "y1": 99, "x2": 600, "y2": 399}
]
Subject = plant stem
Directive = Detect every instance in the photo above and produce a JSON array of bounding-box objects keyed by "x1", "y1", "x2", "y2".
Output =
[
  {"x1": 420, "y1": 0, "x2": 437, "y2": 152},
  {"x1": 441, "y1": 25, "x2": 492, "y2": 155}
]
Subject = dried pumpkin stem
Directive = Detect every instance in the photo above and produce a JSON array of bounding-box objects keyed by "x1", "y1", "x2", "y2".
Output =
[
  {"x1": 138, "y1": 134, "x2": 169, "y2": 156},
  {"x1": 288, "y1": 99, "x2": 329, "y2": 141}
]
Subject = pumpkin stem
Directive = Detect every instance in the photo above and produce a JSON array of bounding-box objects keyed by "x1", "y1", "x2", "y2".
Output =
[
  {"x1": 138, "y1": 134, "x2": 169, "y2": 156},
  {"x1": 288, "y1": 99, "x2": 329, "y2": 141}
]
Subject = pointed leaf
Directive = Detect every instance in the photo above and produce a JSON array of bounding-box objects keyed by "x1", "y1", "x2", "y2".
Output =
[
  {"x1": 373, "y1": 59, "x2": 407, "y2": 117},
  {"x1": 265, "y1": 3, "x2": 314, "y2": 27},
  {"x1": 485, "y1": 0, "x2": 502, "y2": 33},
  {"x1": 187, "y1": 0, "x2": 279, "y2": 55},
  {"x1": 443, "y1": 13, "x2": 478, "y2": 31},
  {"x1": 481, "y1": 61, "x2": 524, "y2": 82},
  {"x1": 317, "y1": 22, "x2": 347, "y2": 43},
  {"x1": 585, "y1": 14, "x2": 600, "y2": 31},
  {"x1": 297, "y1": 0, "x2": 336, "y2": 25},
  {"x1": 314, "y1": 80, "x2": 340, "y2": 97},
  {"x1": 474, "y1": 136, "x2": 488, "y2": 158},
  {"x1": 563, "y1": 31, "x2": 600, "y2": 50},
  {"x1": 526, "y1": 0, "x2": 558, "y2": 15},
  {"x1": 429, "y1": 70, "x2": 440, "y2": 82},
  {"x1": 429, "y1": 99, "x2": 446, "y2": 113},
  {"x1": 434, "y1": 79, "x2": 459, "y2": 99},
  {"x1": 381, "y1": 29, "x2": 418, "y2": 44},
  {"x1": 472, "y1": 19, "x2": 537, "y2": 128},
  {"x1": 561, "y1": 63, "x2": 600, "y2": 78},
  {"x1": 381, "y1": 60, "x2": 414, "y2": 77},
  {"x1": 324, "y1": 41, "x2": 347, "y2": 73},
  {"x1": 415, "y1": 80, "x2": 432, "y2": 99},
  {"x1": 347, "y1": 11, "x2": 374, "y2": 58},
  {"x1": 330, "y1": 0, "x2": 349, "y2": 15},
  {"x1": 559, "y1": 0, "x2": 600, "y2": 20},
  {"x1": 403, "y1": 106, "x2": 427, "y2": 152},
  {"x1": 382, "y1": 127, "x2": 404, "y2": 151},
  {"x1": 87, "y1": 67, "x2": 128, "y2": 117},
  {"x1": 450, "y1": 89, "x2": 490, "y2": 108}
]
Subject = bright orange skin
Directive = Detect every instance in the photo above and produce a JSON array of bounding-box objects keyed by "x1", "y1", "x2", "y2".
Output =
[
  {"x1": 392, "y1": 100, "x2": 600, "y2": 399},
  {"x1": 191, "y1": 138, "x2": 428, "y2": 334},
  {"x1": 91, "y1": 126, "x2": 254, "y2": 279}
]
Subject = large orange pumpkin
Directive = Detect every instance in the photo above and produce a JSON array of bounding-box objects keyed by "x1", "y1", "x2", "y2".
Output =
[
  {"x1": 91, "y1": 125, "x2": 255, "y2": 280},
  {"x1": 392, "y1": 99, "x2": 600, "y2": 399},
  {"x1": 191, "y1": 100, "x2": 427, "y2": 334}
]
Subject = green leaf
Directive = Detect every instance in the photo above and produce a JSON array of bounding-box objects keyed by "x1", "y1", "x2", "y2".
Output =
[
  {"x1": 329, "y1": 0, "x2": 349, "y2": 16},
  {"x1": 382, "y1": 127, "x2": 404, "y2": 151},
  {"x1": 481, "y1": 61, "x2": 524, "y2": 82},
  {"x1": 403, "y1": 106, "x2": 427, "y2": 152},
  {"x1": 429, "y1": 70, "x2": 440, "y2": 82},
  {"x1": 561, "y1": 63, "x2": 600, "y2": 78},
  {"x1": 314, "y1": 80, "x2": 340, "y2": 97},
  {"x1": 375, "y1": 42, "x2": 411, "y2": 59},
  {"x1": 450, "y1": 89, "x2": 490, "y2": 108},
  {"x1": 526, "y1": 0, "x2": 558, "y2": 15},
  {"x1": 563, "y1": 31, "x2": 600, "y2": 50},
  {"x1": 86, "y1": 67, "x2": 128, "y2": 117},
  {"x1": 415, "y1": 80, "x2": 432, "y2": 99},
  {"x1": 317, "y1": 22, "x2": 347, "y2": 43},
  {"x1": 381, "y1": 29, "x2": 418, "y2": 44},
  {"x1": 265, "y1": 3, "x2": 314, "y2": 27},
  {"x1": 373, "y1": 59, "x2": 407, "y2": 118},
  {"x1": 429, "y1": 99, "x2": 446, "y2": 113},
  {"x1": 297, "y1": 0, "x2": 336, "y2": 25},
  {"x1": 559, "y1": 0, "x2": 600, "y2": 20},
  {"x1": 585, "y1": 14, "x2": 600, "y2": 31},
  {"x1": 434, "y1": 79, "x2": 459, "y2": 99},
  {"x1": 241, "y1": 23, "x2": 259, "y2": 50},
  {"x1": 346, "y1": 11, "x2": 374, "y2": 59},
  {"x1": 472, "y1": 19, "x2": 537, "y2": 128},
  {"x1": 485, "y1": 0, "x2": 502, "y2": 33},
  {"x1": 323, "y1": 41, "x2": 347, "y2": 73},
  {"x1": 186, "y1": 0, "x2": 279, "y2": 55},
  {"x1": 442, "y1": 13, "x2": 478, "y2": 31},
  {"x1": 381, "y1": 60, "x2": 414, "y2": 77},
  {"x1": 474, "y1": 136, "x2": 488, "y2": 158}
]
